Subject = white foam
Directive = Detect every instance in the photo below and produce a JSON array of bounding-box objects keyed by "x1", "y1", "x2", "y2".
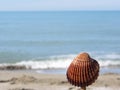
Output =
[
  {"x1": 94, "y1": 53, "x2": 120, "y2": 67},
  {"x1": 15, "y1": 54, "x2": 75, "y2": 69},
  {"x1": 98, "y1": 60, "x2": 120, "y2": 67},
  {"x1": 0, "y1": 53, "x2": 120, "y2": 69}
]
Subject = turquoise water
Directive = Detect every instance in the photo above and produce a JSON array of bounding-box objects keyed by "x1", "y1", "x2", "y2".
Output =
[{"x1": 0, "y1": 11, "x2": 120, "y2": 71}]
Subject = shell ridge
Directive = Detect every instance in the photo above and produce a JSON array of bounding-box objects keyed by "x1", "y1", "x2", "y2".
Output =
[
  {"x1": 85, "y1": 61, "x2": 89, "y2": 86},
  {"x1": 83, "y1": 62, "x2": 87, "y2": 87}
]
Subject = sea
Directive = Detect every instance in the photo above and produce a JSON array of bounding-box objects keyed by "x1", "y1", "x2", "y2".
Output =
[{"x1": 0, "y1": 11, "x2": 120, "y2": 74}]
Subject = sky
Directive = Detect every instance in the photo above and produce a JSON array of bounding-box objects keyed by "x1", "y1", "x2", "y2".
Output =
[{"x1": 0, "y1": 0, "x2": 120, "y2": 11}]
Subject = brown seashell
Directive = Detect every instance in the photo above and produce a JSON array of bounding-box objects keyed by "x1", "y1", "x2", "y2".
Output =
[{"x1": 66, "y1": 52, "x2": 99, "y2": 87}]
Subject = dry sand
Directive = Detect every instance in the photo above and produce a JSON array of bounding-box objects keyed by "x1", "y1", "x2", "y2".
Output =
[{"x1": 0, "y1": 71, "x2": 119, "y2": 90}]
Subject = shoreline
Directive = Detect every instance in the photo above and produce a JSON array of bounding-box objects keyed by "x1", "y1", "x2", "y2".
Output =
[
  {"x1": 0, "y1": 70, "x2": 119, "y2": 90},
  {"x1": 0, "y1": 65, "x2": 120, "y2": 75}
]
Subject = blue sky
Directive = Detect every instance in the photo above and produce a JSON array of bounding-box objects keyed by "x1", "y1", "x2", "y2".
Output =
[{"x1": 0, "y1": 0, "x2": 120, "y2": 11}]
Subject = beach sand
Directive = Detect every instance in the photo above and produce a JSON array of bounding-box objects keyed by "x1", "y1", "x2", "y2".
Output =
[{"x1": 0, "y1": 71, "x2": 119, "y2": 90}]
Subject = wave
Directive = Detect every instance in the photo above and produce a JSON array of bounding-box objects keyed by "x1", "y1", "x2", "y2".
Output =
[{"x1": 0, "y1": 53, "x2": 120, "y2": 69}]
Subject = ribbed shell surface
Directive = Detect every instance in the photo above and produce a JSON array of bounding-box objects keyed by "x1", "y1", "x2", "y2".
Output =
[{"x1": 66, "y1": 53, "x2": 99, "y2": 87}]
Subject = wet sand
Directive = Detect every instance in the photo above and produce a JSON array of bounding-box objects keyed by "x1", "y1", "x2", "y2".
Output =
[{"x1": 0, "y1": 71, "x2": 119, "y2": 90}]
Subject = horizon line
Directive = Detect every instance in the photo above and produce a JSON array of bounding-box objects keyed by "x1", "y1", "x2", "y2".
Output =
[{"x1": 0, "y1": 10, "x2": 120, "y2": 12}]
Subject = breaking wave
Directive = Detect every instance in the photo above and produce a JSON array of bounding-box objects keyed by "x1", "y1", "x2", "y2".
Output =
[{"x1": 0, "y1": 53, "x2": 120, "y2": 69}]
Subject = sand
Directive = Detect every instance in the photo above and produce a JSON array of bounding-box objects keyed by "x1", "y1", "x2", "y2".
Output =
[{"x1": 0, "y1": 71, "x2": 119, "y2": 90}]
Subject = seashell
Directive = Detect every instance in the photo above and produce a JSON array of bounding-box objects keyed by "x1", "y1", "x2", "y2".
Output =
[{"x1": 66, "y1": 52, "x2": 99, "y2": 87}]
